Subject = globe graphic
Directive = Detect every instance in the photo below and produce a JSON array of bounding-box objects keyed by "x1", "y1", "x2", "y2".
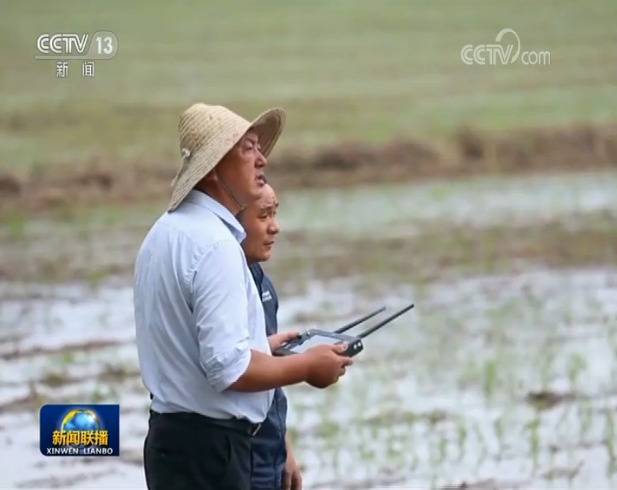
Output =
[{"x1": 60, "y1": 409, "x2": 102, "y2": 432}]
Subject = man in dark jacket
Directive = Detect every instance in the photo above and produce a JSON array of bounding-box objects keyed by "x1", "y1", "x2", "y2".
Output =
[{"x1": 239, "y1": 183, "x2": 302, "y2": 490}]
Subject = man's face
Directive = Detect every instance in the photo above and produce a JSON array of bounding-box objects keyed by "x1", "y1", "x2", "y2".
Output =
[
  {"x1": 216, "y1": 129, "x2": 267, "y2": 205},
  {"x1": 240, "y1": 184, "x2": 280, "y2": 263}
]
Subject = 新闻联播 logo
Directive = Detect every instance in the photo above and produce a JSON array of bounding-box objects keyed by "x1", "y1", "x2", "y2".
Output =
[{"x1": 39, "y1": 404, "x2": 119, "y2": 456}]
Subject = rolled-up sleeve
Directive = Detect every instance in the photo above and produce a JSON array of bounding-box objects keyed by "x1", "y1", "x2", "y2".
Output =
[{"x1": 191, "y1": 239, "x2": 251, "y2": 392}]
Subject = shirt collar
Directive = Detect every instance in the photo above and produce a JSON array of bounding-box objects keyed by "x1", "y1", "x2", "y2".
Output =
[{"x1": 183, "y1": 190, "x2": 246, "y2": 242}]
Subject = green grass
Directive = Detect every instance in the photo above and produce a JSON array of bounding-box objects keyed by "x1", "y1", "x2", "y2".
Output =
[
  {"x1": 1, "y1": 0, "x2": 616, "y2": 177},
  {"x1": 2, "y1": 199, "x2": 616, "y2": 283},
  {"x1": 1, "y1": 170, "x2": 615, "y2": 283}
]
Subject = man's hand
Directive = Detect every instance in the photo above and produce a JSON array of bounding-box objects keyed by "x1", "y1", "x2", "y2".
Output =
[
  {"x1": 302, "y1": 344, "x2": 353, "y2": 388},
  {"x1": 268, "y1": 330, "x2": 301, "y2": 351},
  {"x1": 283, "y1": 437, "x2": 302, "y2": 490},
  {"x1": 230, "y1": 341, "x2": 353, "y2": 392}
]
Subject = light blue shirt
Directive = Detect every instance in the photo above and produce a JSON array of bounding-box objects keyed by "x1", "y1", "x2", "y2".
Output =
[{"x1": 133, "y1": 190, "x2": 273, "y2": 423}]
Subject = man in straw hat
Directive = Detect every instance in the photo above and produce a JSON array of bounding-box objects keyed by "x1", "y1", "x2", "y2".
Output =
[{"x1": 134, "y1": 103, "x2": 352, "y2": 490}]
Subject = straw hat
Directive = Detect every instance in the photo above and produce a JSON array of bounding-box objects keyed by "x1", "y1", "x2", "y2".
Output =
[{"x1": 168, "y1": 103, "x2": 286, "y2": 211}]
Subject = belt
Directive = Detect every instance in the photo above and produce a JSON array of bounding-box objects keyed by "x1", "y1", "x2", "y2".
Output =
[{"x1": 150, "y1": 410, "x2": 262, "y2": 437}]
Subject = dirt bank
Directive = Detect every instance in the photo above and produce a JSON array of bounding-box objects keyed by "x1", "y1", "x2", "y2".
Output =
[{"x1": 1, "y1": 123, "x2": 615, "y2": 215}]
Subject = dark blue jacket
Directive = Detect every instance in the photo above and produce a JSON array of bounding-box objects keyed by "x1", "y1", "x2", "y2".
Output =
[{"x1": 249, "y1": 263, "x2": 288, "y2": 490}]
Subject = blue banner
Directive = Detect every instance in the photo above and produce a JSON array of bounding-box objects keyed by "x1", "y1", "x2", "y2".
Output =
[{"x1": 39, "y1": 404, "x2": 120, "y2": 456}]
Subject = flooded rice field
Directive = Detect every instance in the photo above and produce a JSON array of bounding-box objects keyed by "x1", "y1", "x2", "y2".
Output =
[{"x1": 1, "y1": 170, "x2": 616, "y2": 489}]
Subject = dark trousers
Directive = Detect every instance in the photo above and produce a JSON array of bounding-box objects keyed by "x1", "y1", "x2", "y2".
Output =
[{"x1": 144, "y1": 411, "x2": 252, "y2": 490}]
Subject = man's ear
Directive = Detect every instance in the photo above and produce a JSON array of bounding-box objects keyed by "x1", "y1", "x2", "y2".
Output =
[
  {"x1": 202, "y1": 169, "x2": 219, "y2": 183},
  {"x1": 194, "y1": 169, "x2": 218, "y2": 193}
]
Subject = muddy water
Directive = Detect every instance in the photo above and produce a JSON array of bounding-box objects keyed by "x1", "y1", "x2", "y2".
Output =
[
  {"x1": 1, "y1": 171, "x2": 616, "y2": 489},
  {"x1": 280, "y1": 171, "x2": 617, "y2": 234}
]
